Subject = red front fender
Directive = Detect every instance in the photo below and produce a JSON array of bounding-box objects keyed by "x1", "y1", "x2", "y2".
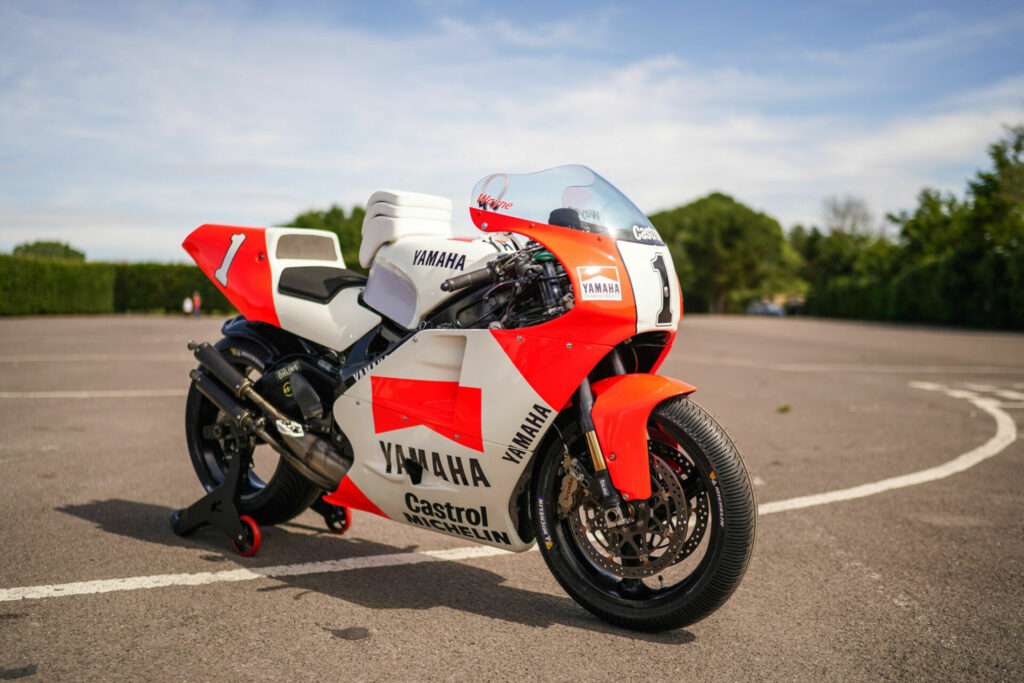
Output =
[{"x1": 590, "y1": 374, "x2": 697, "y2": 501}]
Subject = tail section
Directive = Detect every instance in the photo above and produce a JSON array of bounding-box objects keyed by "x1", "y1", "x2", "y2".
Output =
[{"x1": 184, "y1": 224, "x2": 280, "y2": 326}]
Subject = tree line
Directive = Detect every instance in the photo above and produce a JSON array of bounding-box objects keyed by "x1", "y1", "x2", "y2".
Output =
[
  {"x1": 791, "y1": 126, "x2": 1023, "y2": 328},
  {"x1": 8, "y1": 125, "x2": 1021, "y2": 328},
  {"x1": 281, "y1": 125, "x2": 1021, "y2": 328}
]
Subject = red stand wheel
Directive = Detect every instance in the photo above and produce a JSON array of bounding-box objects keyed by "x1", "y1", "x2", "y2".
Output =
[{"x1": 232, "y1": 515, "x2": 262, "y2": 556}]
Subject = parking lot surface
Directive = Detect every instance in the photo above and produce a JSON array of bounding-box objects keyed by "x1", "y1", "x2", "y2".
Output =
[{"x1": 1, "y1": 314, "x2": 1022, "y2": 680}]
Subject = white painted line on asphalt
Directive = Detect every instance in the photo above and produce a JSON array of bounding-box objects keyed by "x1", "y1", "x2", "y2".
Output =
[
  {"x1": 0, "y1": 455, "x2": 42, "y2": 465},
  {"x1": 683, "y1": 355, "x2": 1024, "y2": 374},
  {"x1": 0, "y1": 446, "x2": 59, "y2": 465},
  {"x1": 0, "y1": 547, "x2": 515, "y2": 602},
  {"x1": 0, "y1": 354, "x2": 183, "y2": 363},
  {"x1": 996, "y1": 389, "x2": 1024, "y2": 400},
  {"x1": 759, "y1": 383, "x2": 1017, "y2": 515},
  {"x1": 424, "y1": 546, "x2": 513, "y2": 562},
  {"x1": 0, "y1": 390, "x2": 182, "y2": 399},
  {"x1": 0, "y1": 569, "x2": 262, "y2": 601},
  {"x1": 0, "y1": 381, "x2": 1017, "y2": 603}
]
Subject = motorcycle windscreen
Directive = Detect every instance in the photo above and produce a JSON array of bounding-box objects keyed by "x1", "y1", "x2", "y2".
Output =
[{"x1": 469, "y1": 165, "x2": 665, "y2": 247}]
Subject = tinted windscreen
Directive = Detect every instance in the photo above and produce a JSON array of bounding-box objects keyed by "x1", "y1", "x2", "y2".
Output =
[{"x1": 471, "y1": 165, "x2": 663, "y2": 245}]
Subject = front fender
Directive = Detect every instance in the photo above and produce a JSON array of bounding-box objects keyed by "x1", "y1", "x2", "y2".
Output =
[{"x1": 590, "y1": 374, "x2": 697, "y2": 501}]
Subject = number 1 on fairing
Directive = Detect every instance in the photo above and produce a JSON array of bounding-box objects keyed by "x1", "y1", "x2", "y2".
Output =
[
  {"x1": 214, "y1": 233, "x2": 246, "y2": 287},
  {"x1": 652, "y1": 253, "x2": 672, "y2": 326}
]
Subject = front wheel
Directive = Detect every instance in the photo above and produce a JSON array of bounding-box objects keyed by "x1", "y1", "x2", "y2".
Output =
[{"x1": 532, "y1": 395, "x2": 756, "y2": 631}]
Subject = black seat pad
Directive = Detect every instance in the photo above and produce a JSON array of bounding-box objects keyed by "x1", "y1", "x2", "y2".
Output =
[{"x1": 278, "y1": 266, "x2": 367, "y2": 304}]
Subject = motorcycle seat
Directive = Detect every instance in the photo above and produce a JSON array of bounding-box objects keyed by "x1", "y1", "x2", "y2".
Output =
[
  {"x1": 278, "y1": 266, "x2": 368, "y2": 304},
  {"x1": 359, "y1": 190, "x2": 453, "y2": 268}
]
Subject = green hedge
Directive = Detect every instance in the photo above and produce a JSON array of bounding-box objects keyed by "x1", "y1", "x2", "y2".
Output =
[
  {"x1": 113, "y1": 263, "x2": 233, "y2": 314},
  {"x1": 0, "y1": 257, "x2": 234, "y2": 316},
  {"x1": 806, "y1": 248, "x2": 1024, "y2": 330},
  {"x1": 0, "y1": 255, "x2": 115, "y2": 315}
]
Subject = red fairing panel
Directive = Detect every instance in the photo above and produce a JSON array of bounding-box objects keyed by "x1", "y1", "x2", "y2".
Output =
[
  {"x1": 369, "y1": 376, "x2": 484, "y2": 452},
  {"x1": 322, "y1": 476, "x2": 387, "y2": 517},
  {"x1": 477, "y1": 209, "x2": 641, "y2": 411},
  {"x1": 590, "y1": 374, "x2": 697, "y2": 501},
  {"x1": 182, "y1": 224, "x2": 279, "y2": 326}
]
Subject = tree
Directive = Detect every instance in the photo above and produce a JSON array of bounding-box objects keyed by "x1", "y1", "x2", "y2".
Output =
[
  {"x1": 809, "y1": 124, "x2": 1024, "y2": 329},
  {"x1": 12, "y1": 240, "x2": 85, "y2": 261},
  {"x1": 853, "y1": 236, "x2": 901, "y2": 281},
  {"x1": 887, "y1": 188, "x2": 965, "y2": 263},
  {"x1": 789, "y1": 223, "x2": 881, "y2": 287},
  {"x1": 651, "y1": 193, "x2": 801, "y2": 313},
  {"x1": 964, "y1": 125, "x2": 1024, "y2": 252},
  {"x1": 823, "y1": 195, "x2": 875, "y2": 235},
  {"x1": 888, "y1": 126, "x2": 1023, "y2": 262}
]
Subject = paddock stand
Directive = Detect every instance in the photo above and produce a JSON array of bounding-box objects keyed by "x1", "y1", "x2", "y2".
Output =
[
  {"x1": 169, "y1": 449, "x2": 353, "y2": 555},
  {"x1": 169, "y1": 443, "x2": 262, "y2": 556}
]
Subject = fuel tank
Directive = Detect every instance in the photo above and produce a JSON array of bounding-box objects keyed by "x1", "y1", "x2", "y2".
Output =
[{"x1": 362, "y1": 236, "x2": 505, "y2": 328}]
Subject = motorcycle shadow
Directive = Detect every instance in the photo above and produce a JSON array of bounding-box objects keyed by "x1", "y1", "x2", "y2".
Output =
[{"x1": 58, "y1": 498, "x2": 695, "y2": 643}]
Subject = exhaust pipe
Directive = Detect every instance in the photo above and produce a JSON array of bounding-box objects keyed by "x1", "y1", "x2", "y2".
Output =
[{"x1": 188, "y1": 342, "x2": 349, "y2": 491}]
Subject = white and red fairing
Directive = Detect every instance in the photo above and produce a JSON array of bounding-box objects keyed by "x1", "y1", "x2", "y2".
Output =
[
  {"x1": 183, "y1": 226, "x2": 381, "y2": 350},
  {"x1": 184, "y1": 166, "x2": 694, "y2": 551},
  {"x1": 323, "y1": 203, "x2": 691, "y2": 551}
]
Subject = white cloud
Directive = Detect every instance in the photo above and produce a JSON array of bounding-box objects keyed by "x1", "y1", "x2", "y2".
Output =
[
  {"x1": 801, "y1": 9, "x2": 1024, "y2": 68},
  {"x1": 0, "y1": 2, "x2": 1022, "y2": 261}
]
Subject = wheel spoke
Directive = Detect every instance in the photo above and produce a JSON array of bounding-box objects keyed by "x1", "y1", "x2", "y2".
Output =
[{"x1": 566, "y1": 453, "x2": 689, "y2": 579}]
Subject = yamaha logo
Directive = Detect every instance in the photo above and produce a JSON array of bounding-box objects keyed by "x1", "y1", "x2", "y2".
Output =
[{"x1": 577, "y1": 266, "x2": 622, "y2": 301}]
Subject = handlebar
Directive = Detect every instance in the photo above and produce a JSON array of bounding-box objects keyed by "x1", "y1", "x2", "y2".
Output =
[{"x1": 440, "y1": 264, "x2": 498, "y2": 292}]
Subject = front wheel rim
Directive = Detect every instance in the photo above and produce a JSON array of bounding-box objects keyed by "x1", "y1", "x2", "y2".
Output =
[{"x1": 543, "y1": 416, "x2": 725, "y2": 607}]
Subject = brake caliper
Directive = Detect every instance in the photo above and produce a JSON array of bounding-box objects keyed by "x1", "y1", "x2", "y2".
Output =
[{"x1": 557, "y1": 451, "x2": 589, "y2": 519}]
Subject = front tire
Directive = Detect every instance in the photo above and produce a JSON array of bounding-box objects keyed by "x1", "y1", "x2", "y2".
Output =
[{"x1": 532, "y1": 395, "x2": 756, "y2": 631}]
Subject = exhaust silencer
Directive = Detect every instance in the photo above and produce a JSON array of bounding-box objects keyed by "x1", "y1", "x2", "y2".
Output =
[{"x1": 189, "y1": 342, "x2": 349, "y2": 491}]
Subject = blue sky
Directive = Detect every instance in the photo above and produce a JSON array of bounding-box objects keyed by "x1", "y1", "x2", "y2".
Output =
[{"x1": 2, "y1": 0, "x2": 1022, "y2": 261}]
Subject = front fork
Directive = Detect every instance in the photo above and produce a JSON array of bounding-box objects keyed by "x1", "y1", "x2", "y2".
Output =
[{"x1": 576, "y1": 356, "x2": 632, "y2": 528}]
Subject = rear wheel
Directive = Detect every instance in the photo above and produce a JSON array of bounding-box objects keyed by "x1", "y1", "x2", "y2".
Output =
[
  {"x1": 532, "y1": 395, "x2": 756, "y2": 631},
  {"x1": 185, "y1": 337, "x2": 322, "y2": 526}
]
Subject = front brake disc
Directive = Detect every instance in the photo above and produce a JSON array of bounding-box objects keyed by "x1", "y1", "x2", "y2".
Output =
[{"x1": 567, "y1": 455, "x2": 690, "y2": 579}]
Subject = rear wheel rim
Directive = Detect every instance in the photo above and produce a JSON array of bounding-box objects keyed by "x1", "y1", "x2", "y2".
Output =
[{"x1": 187, "y1": 353, "x2": 283, "y2": 508}]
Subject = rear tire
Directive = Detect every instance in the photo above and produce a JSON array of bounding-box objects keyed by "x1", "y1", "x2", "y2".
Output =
[
  {"x1": 532, "y1": 395, "x2": 756, "y2": 631},
  {"x1": 185, "y1": 337, "x2": 322, "y2": 526}
]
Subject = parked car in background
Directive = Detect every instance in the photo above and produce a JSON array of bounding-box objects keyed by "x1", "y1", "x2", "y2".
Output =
[{"x1": 746, "y1": 300, "x2": 785, "y2": 316}]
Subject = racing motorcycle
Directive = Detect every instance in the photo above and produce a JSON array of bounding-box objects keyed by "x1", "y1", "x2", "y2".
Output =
[{"x1": 172, "y1": 164, "x2": 755, "y2": 631}]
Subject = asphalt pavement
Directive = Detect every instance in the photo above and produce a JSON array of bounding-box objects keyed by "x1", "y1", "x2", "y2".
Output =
[{"x1": 1, "y1": 314, "x2": 1022, "y2": 680}]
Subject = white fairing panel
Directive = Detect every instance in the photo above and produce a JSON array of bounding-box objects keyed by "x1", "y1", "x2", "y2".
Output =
[
  {"x1": 275, "y1": 287, "x2": 382, "y2": 352},
  {"x1": 362, "y1": 236, "x2": 500, "y2": 328},
  {"x1": 264, "y1": 227, "x2": 382, "y2": 351},
  {"x1": 366, "y1": 189, "x2": 453, "y2": 211},
  {"x1": 617, "y1": 241, "x2": 681, "y2": 334},
  {"x1": 362, "y1": 262, "x2": 418, "y2": 328},
  {"x1": 333, "y1": 329, "x2": 557, "y2": 551},
  {"x1": 359, "y1": 190, "x2": 453, "y2": 268}
]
